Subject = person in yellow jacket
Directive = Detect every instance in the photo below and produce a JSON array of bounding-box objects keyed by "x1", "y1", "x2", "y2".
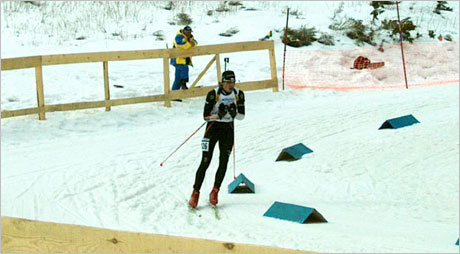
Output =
[{"x1": 170, "y1": 26, "x2": 198, "y2": 90}]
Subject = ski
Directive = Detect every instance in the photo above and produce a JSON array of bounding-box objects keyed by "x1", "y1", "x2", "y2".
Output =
[
  {"x1": 187, "y1": 200, "x2": 219, "y2": 220},
  {"x1": 186, "y1": 200, "x2": 202, "y2": 217},
  {"x1": 210, "y1": 205, "x2": 221, "y2": 220}
]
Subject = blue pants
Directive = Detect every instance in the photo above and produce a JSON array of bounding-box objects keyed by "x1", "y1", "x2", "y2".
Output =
[{"x1": 172, "y1": 64, "x2": 189, "y2": 90}]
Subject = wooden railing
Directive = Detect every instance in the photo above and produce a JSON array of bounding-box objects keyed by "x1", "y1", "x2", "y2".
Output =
[{"x1": 1, "y1": 40, "x2": 278, "y2": 120}]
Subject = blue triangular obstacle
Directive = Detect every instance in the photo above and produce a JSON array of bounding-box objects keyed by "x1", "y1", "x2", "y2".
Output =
[
  {"x1": 379, "y1": 114, "x2": 419, "y2": 129},
  {"x1": 276, "y1": 143, "x2": 313, "y2": 161},
  {"x1": 263, "y1": 201, "x2": 327, "y2": 224},
  {"x1": 456, "y1": 238, "x2": 459, "y2": 245},
  {"x1": 228, "y1": 173, "x2": 255, "y2": 193}
]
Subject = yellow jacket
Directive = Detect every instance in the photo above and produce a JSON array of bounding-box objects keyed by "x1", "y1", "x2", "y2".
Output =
[{"x1": 172, "y1": 29, "x2": 198, "y2": 65}]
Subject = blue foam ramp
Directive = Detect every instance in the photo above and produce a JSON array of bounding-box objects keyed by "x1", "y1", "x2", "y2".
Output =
[
  {"x1": 228, "y1": 173, "x2": 255, "y2": 193},
  {"x1": 276, "y1": 143, "x2": 313, "y2": 161},
  {"x1": 379, "y1": 114, "x2": 420, "y2": 129},
  {"x1": 456, "y1": 238, "x2": 459, "y2": 245},
  {"x1": 263, "y1": 201, "x2": 327, "y2": 224}
]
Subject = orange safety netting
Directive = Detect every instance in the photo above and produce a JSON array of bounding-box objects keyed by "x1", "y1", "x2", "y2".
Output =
[{"x1": 284, "y1": 41, "x2": 459, "y2": 91}]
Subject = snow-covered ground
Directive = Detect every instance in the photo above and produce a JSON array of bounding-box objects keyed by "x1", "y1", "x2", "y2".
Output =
[{"x1": 1, "y1": 1, "x2": 459, "y2": 253}]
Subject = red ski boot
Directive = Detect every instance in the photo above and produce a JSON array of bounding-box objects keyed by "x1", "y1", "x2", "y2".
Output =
[
  {"x1": 209, "y1": 187, "x2": 219, "y2": 206},
  {"x1": 189, "y1": 190, "x2": 200, "y2": 209}
]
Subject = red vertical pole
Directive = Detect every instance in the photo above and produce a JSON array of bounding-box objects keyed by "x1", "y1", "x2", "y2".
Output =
[
  {"x1": 396, "y1": 2, "x2": 409, "y2": 89},
  {"x1": 282, "y1": 8, "x2": 290, "y2": 91}
]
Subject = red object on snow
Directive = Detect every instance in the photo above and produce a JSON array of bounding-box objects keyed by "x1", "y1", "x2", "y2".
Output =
[
  {"x1": 352, "y1": 56, "x2": 384, "y2": 70},
  {"x1": 368, "y1": 62, "x2": 385, "y2": 69},
  {"x1": 353, "y1": 56, "x2": 371, "y2": 70}
]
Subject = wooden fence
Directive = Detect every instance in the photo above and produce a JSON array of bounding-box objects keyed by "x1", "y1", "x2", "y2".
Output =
[{"x1": 1, "y1": 40, "x2": 278, "y2": 120}]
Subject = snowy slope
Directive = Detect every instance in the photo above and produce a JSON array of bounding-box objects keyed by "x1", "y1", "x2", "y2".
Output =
[
  {"x1": 1, "y1": 1, "x2": 459, "y2": 253},
  {"x1": 2, "y1": 84, "x2": 458, "y2": 252}
]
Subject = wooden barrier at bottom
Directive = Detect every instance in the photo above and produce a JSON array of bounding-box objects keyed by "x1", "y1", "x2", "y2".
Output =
[{"x1": 1, "y1": 217, "x2": 310, "y2": 253}]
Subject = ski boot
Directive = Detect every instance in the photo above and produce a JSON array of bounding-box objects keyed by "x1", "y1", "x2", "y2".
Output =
[
  {"x1": 180, "y1": 80, "x2": 188, "y2": 90},
  {"x1": 189, "y1": 190, "x2": 200, "y2": 209},
  {"x1": 209, "y1": 186, "x2": 219, "y2": 206}
]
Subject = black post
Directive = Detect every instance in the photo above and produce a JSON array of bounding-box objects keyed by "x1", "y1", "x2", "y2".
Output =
[{"x1": 282, "y1": 8, "x2": 290, "y2": 91}]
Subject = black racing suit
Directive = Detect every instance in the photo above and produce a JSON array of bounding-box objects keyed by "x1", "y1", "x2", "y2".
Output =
[{"x1": 193, "y1": 87, "x2": 245, "y2": 191}]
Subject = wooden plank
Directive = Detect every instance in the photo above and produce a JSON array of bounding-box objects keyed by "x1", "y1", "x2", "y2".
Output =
[
  {"x1": 167, "y1": 41, "x2": 272, "y2": 59},
  {"x1": 170, "y1": 80, "x2": 276, "y2": 100},
  {"x1": 1, "y1": 108, "x2": 39, "y2": 118},
  {"x1": 170, "y1": 86, "x2": 218, "y2": 100},
  {"x1": 190, "y1": 55, "x2": 216, "y2": 88},
  {"x1": 216, "y1": 54, "x2": 222, "y2": 83},
  {"x1": 1, "y1": 56, "x2": 41, "y2": 70},
  {"x1": 38, "y1": 41, "x2": 270, "y2": 66},
  {"x1": 237, "y1": 80, "x2": 277, "y2": 92},
  {"x1": 268, "y1": 42, "x2": 279, "y2": 92},
  {"x1": 45, "y1": 101, "x2": 106, "y2": 112},
  {"x1": 43, "y1": 95, "x2": 166, "y2": 113},
  {"x1": 103, "y1": 61, "x2": 111, "y2": 111},
  {"x1": 109, "y1": 95, "x2": 165, "y2": 106},
  {"x1": 163, "y1": 57, "x2": 171, "y2": 107},
  {"x1": 1, "y1": 217, "x2": 309, "y2": 253},
  {"x1": 41, "y1": 50, "x2": 168, "y2": 66},
  {"x1": 3, "y1": 41, "x2": 269, "y2": 70},
  {"x1": 34, "y1": 65, "x2": 46, "y2": 120}
]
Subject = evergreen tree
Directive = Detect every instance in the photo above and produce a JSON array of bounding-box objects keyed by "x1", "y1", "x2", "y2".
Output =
[{"x1": 433, "y1": 1, "x2": 453, "y2": 15}]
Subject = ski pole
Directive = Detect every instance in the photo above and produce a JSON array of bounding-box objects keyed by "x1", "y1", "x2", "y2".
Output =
[
  {"x1": 233, "y1": 144, "x2": 236, "y2": 179},
  {"x1": 282, "y1": 8, "x2": 289, "y2": 91},
  {"x1": 160, "y1": 122, "x2": 206, "y2": 166},
  {"x1": 224, "y1": 57, "x2": 229, "y2": 71},
  {"x1": 232, "y1": 122, "x2": 236, "y2": 179}
]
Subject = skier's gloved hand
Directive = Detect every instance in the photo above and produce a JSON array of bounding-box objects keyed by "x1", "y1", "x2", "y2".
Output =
[
  {"x1": 217, "y1": 103, "x2": 227, "y2": 119},
  {"x1": 228, "y1": 103, "x2": 237, "y2": 118}
]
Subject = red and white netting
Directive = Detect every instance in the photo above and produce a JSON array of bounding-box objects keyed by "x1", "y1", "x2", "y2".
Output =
[{"x1": 284, "y1": 41, "x2": 459, "y2": 91}]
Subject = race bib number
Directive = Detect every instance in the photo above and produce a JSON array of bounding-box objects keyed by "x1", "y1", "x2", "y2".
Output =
[{"x1": 201, "y1": 138, "x2": 210, "y2": 152}]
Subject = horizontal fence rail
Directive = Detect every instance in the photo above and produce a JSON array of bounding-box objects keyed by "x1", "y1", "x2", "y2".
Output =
[
  {"x1": 1, "y1": 40, "x2": 278, "y2": 120},
  {"x1": 1, "y1": 56, "x2": 42, "y2": 70}
]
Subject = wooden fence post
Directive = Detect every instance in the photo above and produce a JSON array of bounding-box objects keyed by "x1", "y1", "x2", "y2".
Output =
[
  {"x1": 35, "y1": 59, "x2": 46, "y2": 120},
  {"x1": 163, "y1": 57, "x2": 171, "y2": 107},
  {"x1": 216, "y1": 53, "x2": 222, "y2": 84},
  {"x1": 268, "y1": 43, "x2": 279, "y2": 92},
  {"x1": 103, "y1": 61, "x2": 111, "y2": 111}
]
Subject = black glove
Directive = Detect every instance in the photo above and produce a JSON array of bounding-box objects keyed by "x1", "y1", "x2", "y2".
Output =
[
  {"x1": 217, "y1": 103, "x2": 227, "y2": 119},
  {"x1": 229, "y1": 103, "x2": 237, "y2": 119}
]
